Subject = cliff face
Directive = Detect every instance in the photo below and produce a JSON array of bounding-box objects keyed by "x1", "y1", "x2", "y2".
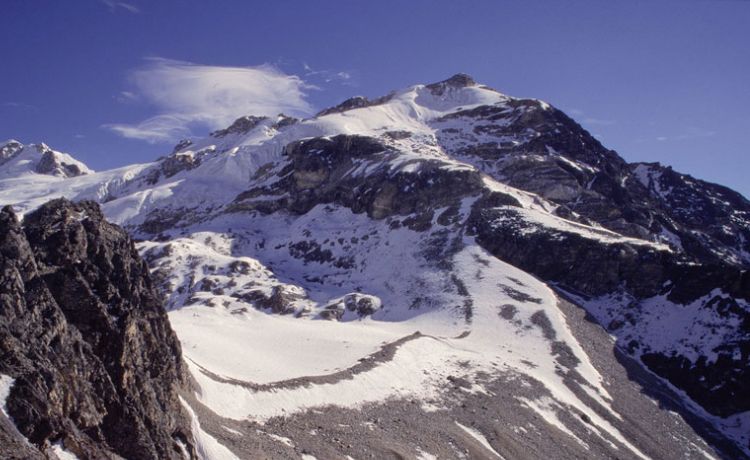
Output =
[{"x1": 0, "y1": 199, "x2": 194, "y2": 459}]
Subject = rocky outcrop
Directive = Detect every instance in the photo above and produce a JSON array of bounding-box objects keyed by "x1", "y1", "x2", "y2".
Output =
[
  {"x1": 35, "y1": 149, "x2": 86, "y2": 178},
  {"x1": 321, "y1": 293, "x2": 382, "y2": 320},
  {"x1": 210, "y1": 115, "x2": 268, "y2": 137},
  {"x1": 315, "y1": 94, "x2": 395, "y2": 117},
  {"x1": 629, "y1": 162, "x2": 750, "y2": 266},
  {"x1": 0, "y1": 140, "x2": 24, "y2": 165},
  {"x1": 0, "y1": 199, "x2": 194, "y2": 459},
  {"x1": 425, "y1": 72, "x2": 478, "y2": 95},
  {"x1": 172, "y1": 139, "x2": 193, "y2": 154},
  {"x1": 231, "y1": 134, "x2": 499, "y2": 230}
]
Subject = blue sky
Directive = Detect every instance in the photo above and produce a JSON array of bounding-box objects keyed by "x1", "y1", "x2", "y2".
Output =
[{"x1": 1, "y1": 0, "x2": 749, "y2": 197}]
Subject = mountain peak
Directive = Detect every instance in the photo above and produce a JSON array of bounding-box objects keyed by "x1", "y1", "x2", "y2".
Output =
[
  {"x1": 432, "y1": 73, "x2": 477, "y2": 88},
  {"x1": 0, "y1": 139, "x2": 24, "y2": 162},
  {"x1": 424, "y1": 73, "x2": 478, "y2": 94},
  {"x1": 210, "y1": 115, "x2": 269, "y2": 138},
  {"x1": 1, "y1": 138, "x2": 22, "y2": 147},
  {"x1": 0, "y1": 140, "x2": 92, "y2": 178}
]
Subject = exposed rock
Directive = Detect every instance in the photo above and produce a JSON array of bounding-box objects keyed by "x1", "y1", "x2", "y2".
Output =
[
  {"x1": 160, "y1": 152, "x2": 201, "y2": 178},
  {"x1": 436, "y1": 99, "x2": 750, "y2": 266},
  {"x1": 0, "y1": 141, "x2": 90, "y2": 178},
  {"x1": 210, "y1": 115, "x2": 268, "y2": 137},
  {"x1": 35, "y1": 150, "x2": 85, "y2": 177},
  {"x1": 425, "y1": 73, "x2": 477, "y2": 95},
  {"x1": 321, "y1": 293, "x2": 382, "y2": 320},
  {"x1": 316, "y1": 93, "x2": 395, "y2": 117},
  {"x1": 0, "y1": 140, "x2": 23, "y2": 165},
  {"x1": 172, "y1": 139, "x2": 193, "y2": 153},
  {"x1": 272, "y1": 114, "x2": 299, "y2": 129},
  {"x1": 232, "y1": 134, "x2": 498, "y2": 230},
  {"x1": 233, "y1": 285, "x2": 301, "y2": 314},
  {"x1": 0, "y1": 199, "x2": 194, "y2": 459}
]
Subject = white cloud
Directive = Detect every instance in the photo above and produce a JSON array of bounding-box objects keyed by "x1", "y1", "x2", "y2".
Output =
[
  {"x1": 106, "y1": 114, "x2": 193, "y2": 143},
  {"x1": 104, "y1": 58, "x2": 314, "y2": 143},
  {"x1": 302, "y1": 62, "x2": 356, "y2": 86},
  {"x1": 655, "y1": 128, "x2": 716, "y2": 143},
  {"x1": 116, "y1": 90, "x2": 139, "y2": 103},
  {"x1": 101, "y1": 0, "x2": 140, "y2": 13},
  {"x1": 2, "y1": 101, "x2": 37, "y2": 111},
  {"x1": 582, "y1": 117, "x2": 616, "y2": 126},
  {"x1": 564, "y1": 108, "x2": 615, "y2": 126}
]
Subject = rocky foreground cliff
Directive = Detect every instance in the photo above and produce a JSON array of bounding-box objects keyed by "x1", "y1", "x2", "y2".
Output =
[{"x1": 0, "y1": 199, "x2": 194, "y2": 459}]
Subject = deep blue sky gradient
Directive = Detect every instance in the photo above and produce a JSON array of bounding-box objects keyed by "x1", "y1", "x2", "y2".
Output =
[{"x1": 1, "y1": 0, "x2": 748, "y2": 196}]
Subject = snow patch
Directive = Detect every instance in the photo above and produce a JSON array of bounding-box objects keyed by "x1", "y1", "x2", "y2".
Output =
[
  {"x1": 455, "y1": 421, "x2": 504, "y2": 458},
  {"x1": 0, "y1": 374, "x2": 14, "y2": 418},
  {"x1": 180, "y1": 397, "x2": 240, "y2": 460},
  {"x1": 51, "y1": 442, "x2": 80, "y2": 460}
]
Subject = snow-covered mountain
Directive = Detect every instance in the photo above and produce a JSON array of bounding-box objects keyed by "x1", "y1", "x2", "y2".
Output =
[
  {"x1": 0, "y1": 140, "x2": 92, "y2": 179},
  {"x1": 1, "y1": 74, "x2": 748, "y2": 459}
]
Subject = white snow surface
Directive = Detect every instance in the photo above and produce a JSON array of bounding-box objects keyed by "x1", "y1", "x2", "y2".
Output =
[
  {"x1": 51, "y1": 443, "x2": 80, "y2": 460},
  {"x1": 0, "y1": 374, "x2": 14, "y2": 418},
  {"x1": 455, "y1": 421, "x2": 505, "y2": 459},
  {"x1": 181, "y1": 397, "x2": 240, "y2": 460},
  {"x1": 169, "y1": 205, "x2": 643, "y2": 456}
]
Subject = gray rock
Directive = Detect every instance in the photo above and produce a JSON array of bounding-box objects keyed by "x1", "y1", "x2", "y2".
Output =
[{"x1": 0, "y1": 199, "x2": 195, "y2": 459}]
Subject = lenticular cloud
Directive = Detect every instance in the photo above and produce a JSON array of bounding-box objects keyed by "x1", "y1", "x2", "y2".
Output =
[{"x1": 104, "y1": 58, "x2": 314, "y2": 143}]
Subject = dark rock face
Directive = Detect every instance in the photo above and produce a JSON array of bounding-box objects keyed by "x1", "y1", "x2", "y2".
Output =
[
  {"x1": 272, "y1": 114, "x2": 299, "y2": 129},
  {"x1": 160, "y1": 152, "x2": 202, "y2": 179},
  {"x1": 630, "y1": 162, "x2": 750, "y2": 266},
  {"x1": 642, "y1": 351, "x2": 750, "y2": 418},
  {"x1": 425, "y1": 73, "x2": 477, "y2": 95},
  {"x1": 468, "y1": 202, "x2": 670, "y2": 298},
  {"x1": 231, "y1": 134, "x2": 498, "y2": 231},
  {"x1": 316, "y1": 94, "x2": 395, "y2": 117},
  {"x1": 35, "y1": 150, "x2": 86, "y2": 178},
  {"x1": 232, "y1": 285, "x2": 300, "y2": 315},
  {"x1": 172, "y1": 139, "x2": 193, "y2": 153},
  {"x1": 211, "y1": 115, "x2": 268, "y2": 137},
  {"x1": 0, "y1": 199, "x2": 194, "y2": 459},
  {"x1": 321, "y1": 293, "x2": 382, "y2": 320}
]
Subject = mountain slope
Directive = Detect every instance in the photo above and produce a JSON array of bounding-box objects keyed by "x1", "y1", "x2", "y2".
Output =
[{"x1": 1, "y1": 74, "x2": 748, "y2": 458}]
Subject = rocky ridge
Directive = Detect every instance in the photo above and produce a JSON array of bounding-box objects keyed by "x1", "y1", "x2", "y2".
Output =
[{"x1": 0, "y1": 199, "x2": 194, "y2": 459}]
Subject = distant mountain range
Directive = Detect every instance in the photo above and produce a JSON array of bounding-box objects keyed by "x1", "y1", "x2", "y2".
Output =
[{"x1": 1, "y1": 74, "x2": 748, "y2": 459}]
